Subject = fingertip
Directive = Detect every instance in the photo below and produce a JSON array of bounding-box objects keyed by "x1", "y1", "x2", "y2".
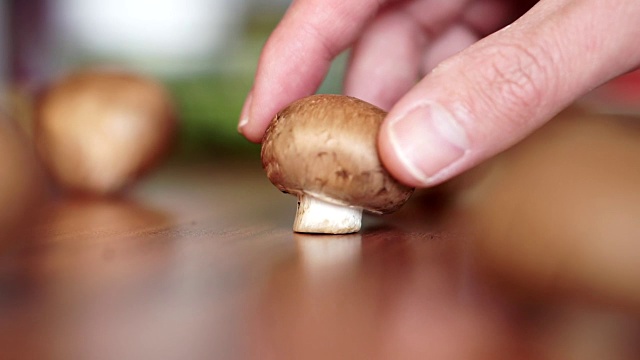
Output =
[
  {"x1": 237, "y1": 93, "x2": 265, "y2": 143},
  {"x1": 238, "y1": 120, "x2": 268, "y2": 144},
  {"x1": 237, "y1": 89, "x2": 279, "y2": 143},
  {"x1": 378, "y1": 120, "x2": 425, "y2": 188},
  {"x1": 378, "y1": 102, "x2": 470, "y2": 188},
  {"x1": 238, "y1": 91, "x2": 252, "y2": 131}
]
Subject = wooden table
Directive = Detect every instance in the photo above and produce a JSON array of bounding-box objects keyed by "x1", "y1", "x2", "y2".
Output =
[{"x1": 2, "y1": 123, "x2": 640, "y2": 359}]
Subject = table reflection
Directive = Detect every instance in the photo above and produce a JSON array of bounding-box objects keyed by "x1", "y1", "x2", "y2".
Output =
[{"x1": 249, "y1": 229, "x2": 516, "y2": 359}]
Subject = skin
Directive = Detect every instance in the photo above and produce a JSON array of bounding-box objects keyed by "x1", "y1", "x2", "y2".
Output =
[{"x1": 238, "y1": 0, "x2": 640, "y2": 188}]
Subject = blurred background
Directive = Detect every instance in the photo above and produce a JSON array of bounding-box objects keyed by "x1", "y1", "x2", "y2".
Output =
[
  {"x1": 2, "y1": 3, "x2": 640, "y2": 359},
  {"x1": 2, "y1": 0, "x2": 640, "y2": 162},
  {"x1": 0, "y1": 0, "x2": 350, "y2": 161}
]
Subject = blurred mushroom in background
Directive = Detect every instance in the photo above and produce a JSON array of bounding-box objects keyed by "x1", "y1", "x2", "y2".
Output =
[{"x1": 34, "y1": 69, "x2": 178, "y2": 195}]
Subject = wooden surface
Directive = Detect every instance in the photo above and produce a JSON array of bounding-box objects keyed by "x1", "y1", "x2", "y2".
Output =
[{"x1": 3, "y1": 110, "x2": 640, "y2": 359}]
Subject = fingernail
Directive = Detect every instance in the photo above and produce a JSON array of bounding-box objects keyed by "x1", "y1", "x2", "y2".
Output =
[
  {"x1": 238, "y1": 91, "x2": 253, "y2": 133},
  {"x1": 388, "y1": 103, "x2": 469, "y2": 185}
]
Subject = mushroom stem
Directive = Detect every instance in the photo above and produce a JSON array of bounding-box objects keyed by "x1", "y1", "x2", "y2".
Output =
[{"x1": 293, "y1": 194, "x2": 363, "y2": 234}]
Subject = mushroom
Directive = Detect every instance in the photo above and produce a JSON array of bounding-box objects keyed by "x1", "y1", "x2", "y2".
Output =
[
  {"x1": 34, "y1": 68, "x2": 177, "y2": 195},
  {"x1": 261, "y1": 94, "x2": 414, "y2": 234}
]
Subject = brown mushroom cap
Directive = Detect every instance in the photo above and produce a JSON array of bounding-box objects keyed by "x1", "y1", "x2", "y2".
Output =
[
  {"x1": 34, "y1": 69, "x2": 177, "y2": 194},
  {"x1": 261, "y1": 94, "x2": 413, "y2": 214}
]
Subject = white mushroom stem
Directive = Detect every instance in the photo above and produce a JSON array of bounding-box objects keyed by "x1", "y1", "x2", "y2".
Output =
[{"x1": 293, "y1": 194, "x2": 363, "y2": 234}]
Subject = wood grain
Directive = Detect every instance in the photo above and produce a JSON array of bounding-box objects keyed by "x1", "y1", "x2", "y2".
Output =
[{"x1": 2, "y1": 114, "x2": 640, "y2": 360}]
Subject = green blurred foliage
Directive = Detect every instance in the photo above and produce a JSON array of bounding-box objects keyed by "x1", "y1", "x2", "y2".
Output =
[
  {"x1": 168, "y1": 73, "x2": 256, "y2": 159},
  {"x1": 166, "y1": 9, "x2": 347, "y2": 161}
]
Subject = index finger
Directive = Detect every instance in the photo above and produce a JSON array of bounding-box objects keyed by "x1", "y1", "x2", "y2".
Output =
[{"x1": 238, "y1": 0, "x2": 386, "y2": 142}]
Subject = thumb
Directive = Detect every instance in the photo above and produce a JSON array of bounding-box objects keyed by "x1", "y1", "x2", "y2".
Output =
[{"x1": 379, "y1": 0, "x2": 640, "y2": 187}]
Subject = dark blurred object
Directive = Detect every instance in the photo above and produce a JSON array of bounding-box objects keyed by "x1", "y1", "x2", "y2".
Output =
[
  {"x1": 7, "y1": 1, "x2": 51, "y2": 88},
  {"x1": 34, "y1": 68, "x2": 178, "y2": 195},
  {"x1": 0, "y1": 114, "x2": 45, "y2": 249},
  {"x1": 581, "y1": 69, "x2": 640, "y2": 115},
  {"x1": 453, "y1": 108, "x2": 640, "y2": 312}
]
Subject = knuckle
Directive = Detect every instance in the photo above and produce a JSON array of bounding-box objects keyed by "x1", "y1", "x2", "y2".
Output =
[
  {"x1": 299, "y1": 23, "x2": 334, "y2": 59},
  {"x1": 471, "y1": 42, "x2": 554, "y2": 125}
]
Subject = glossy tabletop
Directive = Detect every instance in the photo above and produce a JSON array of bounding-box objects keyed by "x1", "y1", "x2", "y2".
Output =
[{"x1": 2, "y1": 110, "x2": 640, "y2": 359}]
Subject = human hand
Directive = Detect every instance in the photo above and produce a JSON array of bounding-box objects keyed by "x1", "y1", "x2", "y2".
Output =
[{"x1": 238, "y1": 0, "x2": 640, "y2": 187}]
